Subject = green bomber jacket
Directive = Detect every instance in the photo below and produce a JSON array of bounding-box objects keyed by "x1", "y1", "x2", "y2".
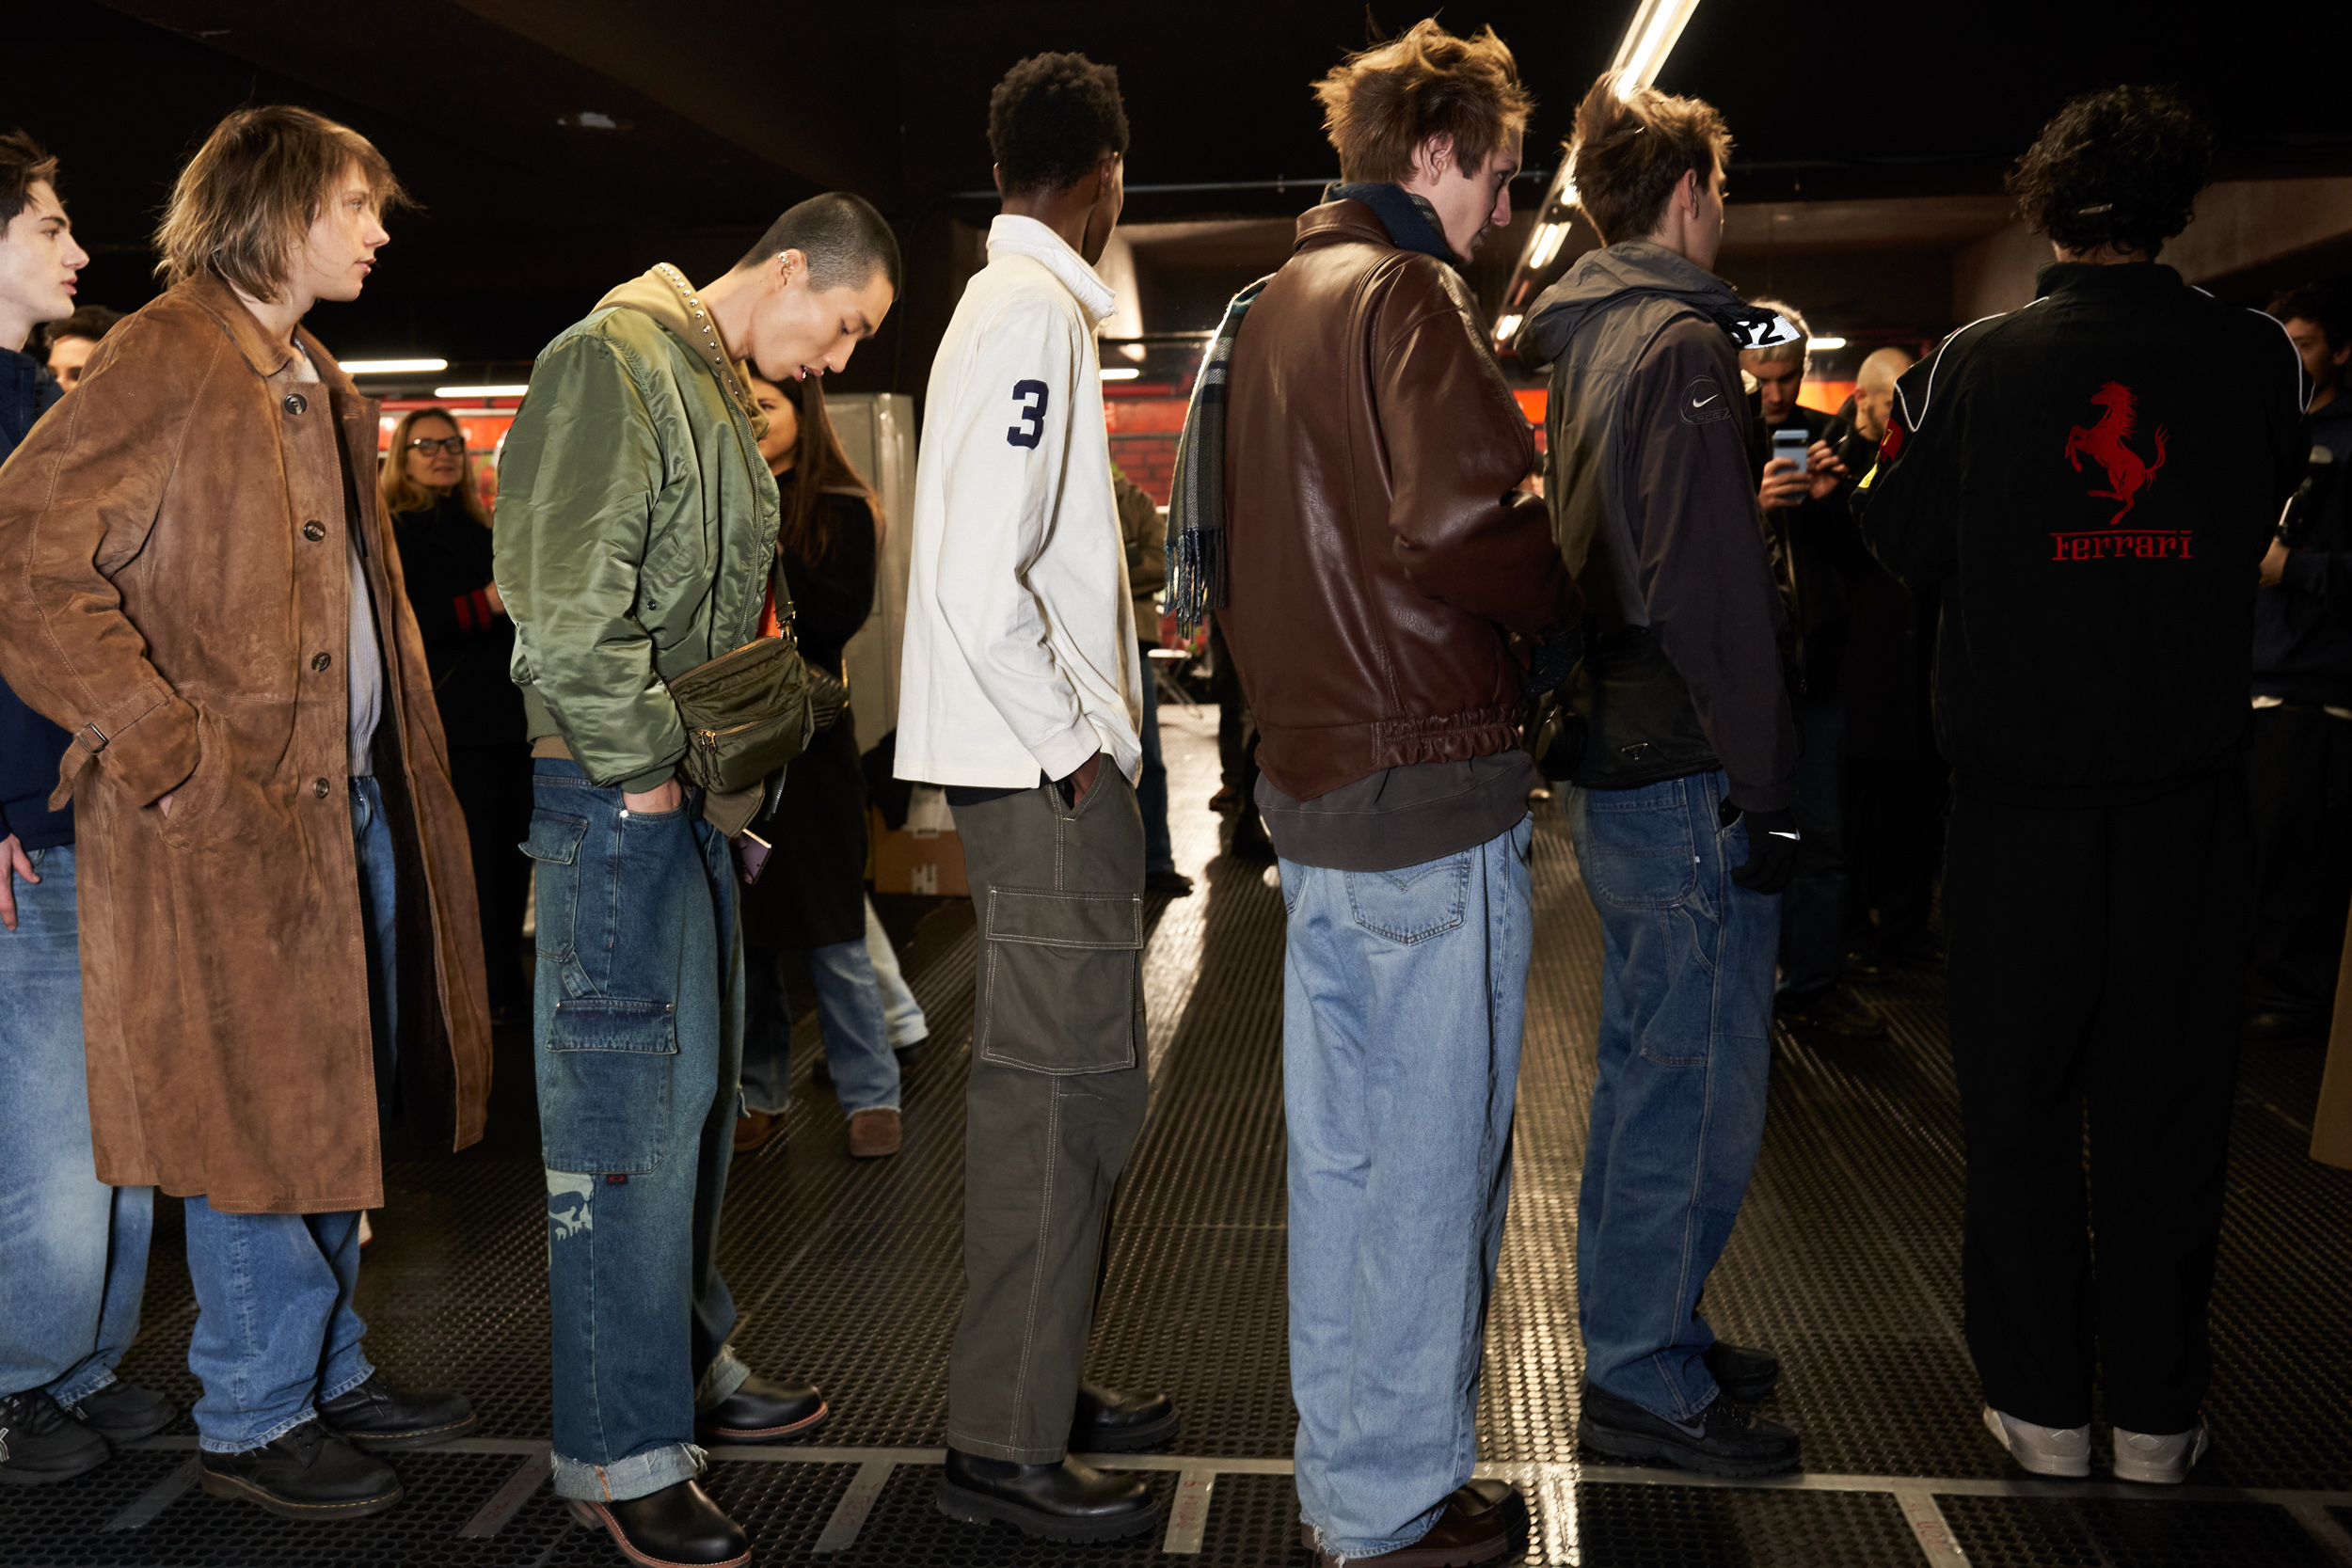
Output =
[{"x1": 493, "y1": 265, "x2": 785, "y2": 792}]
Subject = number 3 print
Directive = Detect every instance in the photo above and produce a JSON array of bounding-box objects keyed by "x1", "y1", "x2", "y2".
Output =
[{"x1": 1007, "y1": 379, "x2": 1049, "y2": 449}]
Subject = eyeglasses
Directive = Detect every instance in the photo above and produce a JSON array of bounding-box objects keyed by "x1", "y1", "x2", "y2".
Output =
[{"x1": 405, "y1": 435, "x2": 466, "y2": 455}]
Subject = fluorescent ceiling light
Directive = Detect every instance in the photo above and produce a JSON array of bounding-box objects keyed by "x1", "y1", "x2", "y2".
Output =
[
  {"x1": 1809, "y1": 337, "x2": 1848, "y2": 351},
  {"x1": 1610, "y1": 0, "x2": 1706, "y2": 90},
  {"x1": 434, "y1": 385, "x2": 531, "y2": 399},
  {"x1": 1492, "y1": 314, "x2": 1523, "y2": 343},
  {"x1": 343, "y1": 357, "x2": 447, "y2": 375},
  {"x1": 1528, "y1": 224, "x2": 1570, "y2": 270},
  {"x1": 1100, "y1": 367, "x2": 1140, "y2": 381}
]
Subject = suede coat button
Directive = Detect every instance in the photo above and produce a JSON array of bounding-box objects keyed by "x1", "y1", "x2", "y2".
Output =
[
  {"x1": 283, "y1": 392, "x2": 308, "y2": 415},
  {"x1": 313, "y1": 778, "x2": 331, "y2": 799},
  {"x1": 311, "y1": 652, "x2": 332, "y2": 673},
  {"x1": 302, "y1": 520, "x2": 326, "y2": 542}
]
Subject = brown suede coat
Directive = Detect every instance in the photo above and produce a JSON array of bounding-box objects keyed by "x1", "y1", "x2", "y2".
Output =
[{"x1": 0, "y1": 275, "x2": 490, "y2": 1212}]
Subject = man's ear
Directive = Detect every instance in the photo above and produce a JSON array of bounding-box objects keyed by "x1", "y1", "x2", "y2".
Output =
[
  {"x1": 1677, "y1": 167, "x2": 1702, "y2": 215},
  {"x1": 773, "y1": 247, "x2": 805, "y2": 292},
  {"x1": 1412, "y1": 134, "x2": 1456, "y2": 183},
  {"x1": 2334, "y1": 341, "x2": 2352, "y2": 369}
]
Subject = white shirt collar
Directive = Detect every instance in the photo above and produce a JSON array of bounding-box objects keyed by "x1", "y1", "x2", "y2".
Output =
[{"x1": 986, "y1": 214, "x2": 1118, "y2": 325}]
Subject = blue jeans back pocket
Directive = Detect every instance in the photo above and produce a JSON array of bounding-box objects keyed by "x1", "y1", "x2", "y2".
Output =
[
  {"x1": 541, "y1": 999, "x2": 677, "y2": 1174},
  {"x1": 1345, "y1": 852, "x2": 1470, "y2": 943},
  {"x1": 1581, "y1": 794, "x2": 1698, "y2": 911}
]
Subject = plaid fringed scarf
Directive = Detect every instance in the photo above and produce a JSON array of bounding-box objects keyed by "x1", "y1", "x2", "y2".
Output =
[{"x1": 1165, "y1": 276, "x2": 1271, "y2": 626}]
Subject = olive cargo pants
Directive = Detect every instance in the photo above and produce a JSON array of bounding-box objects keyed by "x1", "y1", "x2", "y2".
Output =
[{"x1": 947, "y1": 764, "x2": 1150, "y2": 1462}]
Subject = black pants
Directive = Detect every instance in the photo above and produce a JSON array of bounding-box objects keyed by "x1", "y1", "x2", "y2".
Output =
[
  {"x1": 2246, "y1": 705, "x2": 2352, "y2": 1022},
  {"x1": 449, "y1": 743, "x2": 535, "y2": 1016},
  {"x1": 1844, "y1": 753, "x2": 1947, "y2": 958},
  {"x1": 1944, "y1": 772, "x2": 2246, "y2": 1434}
]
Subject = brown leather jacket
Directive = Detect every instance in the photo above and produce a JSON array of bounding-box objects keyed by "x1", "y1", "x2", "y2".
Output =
[{"x1": 1220, "y1": 199, "x2": 1575, "y2": 800}]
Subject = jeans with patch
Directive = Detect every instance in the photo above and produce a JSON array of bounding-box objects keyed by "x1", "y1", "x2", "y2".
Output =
[
  {"x1": 183, "y1": 778, "x2": 396, "y2": 1451},
  {"x1": 740, "y1": 938, "x2": 900, "y2": 1116},
  {"x1": 524, "y1": 760, "x2": 751, "y2": 1502},
  {"x1": 1568, "y1": 770, "x2": 1778, "y2": 1420},
  {"x1": 0, "y1": 844, "x2": 155, "y2": 1407},
  {"x1": 1279, "y1": 816, "x2": 1533, "y2": 1560}
]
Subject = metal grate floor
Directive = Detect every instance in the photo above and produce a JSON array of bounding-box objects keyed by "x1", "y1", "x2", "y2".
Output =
[{"x1": 5, "y1": 706, "x2": 2349, "y2": 1566}]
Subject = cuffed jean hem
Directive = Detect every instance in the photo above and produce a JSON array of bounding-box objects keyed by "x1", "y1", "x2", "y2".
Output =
[
  {"x1": 945, "y1": 1429, "x2": 1071, "y2": 1465},
  {"x1": 691, "y1": 1343, "x2": 753, "y2": 1413},
  {"x1": 49, "y1": 1366, "x2": 119, "y2": 1407},
  {"x1": 551, "y1": 1442, "x2": 709, "y2": 1503}
]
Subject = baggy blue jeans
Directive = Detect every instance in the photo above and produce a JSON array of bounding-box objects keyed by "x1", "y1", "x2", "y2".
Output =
[
  {"x1": 524, "y1": 760, "x2": 751, "y2": 1503},
  {"x1": 183, "y1": 777, "x2": 396, "y2": 1450},
  {"x1": 740, "y1": 938, "x2": 901, "y2": 1116},
  {"x1": 0, "y1": 843, "x2": 154, "y2": 1406},
  {"x1": 1568, "y1": 770, "x2": 1779, "y2": 1420},
  {"x1": 1279, "y1": 817, "x2": 1534, "y2": 1560}
]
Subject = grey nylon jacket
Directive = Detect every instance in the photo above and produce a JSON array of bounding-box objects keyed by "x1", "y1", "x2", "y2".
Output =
[
  {"x1": 1516, "y1": 241, "x2": 1797, "y2": 811},
  {"x1": 495, "y1": 270, "x2": 783, "y2": 793}
]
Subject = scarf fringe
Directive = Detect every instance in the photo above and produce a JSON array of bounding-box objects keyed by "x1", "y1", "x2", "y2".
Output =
[{"x1": 1164, "y1": 277, "x2": 1271, "y2": 626}]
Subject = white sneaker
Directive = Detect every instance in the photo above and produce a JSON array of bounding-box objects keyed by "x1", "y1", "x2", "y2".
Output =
[
  {"x1": 2113, "y1": 1424, "x2": 2208, "y2": 1484},
  {"x1": 1981, "y1": 1405, "x2": 2091, "y2": 1477}
]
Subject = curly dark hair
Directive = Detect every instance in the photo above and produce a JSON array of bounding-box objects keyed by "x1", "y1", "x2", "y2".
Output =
[
  {"x1": 988, "y1": 53, "x2": 1128, "y2": 197},
  {"x1": 2270, "y1": 282, "x2": 2352, "y2": 353},
  {"x1": 2006, "y1": 86, "x2": 2213, "y2": 260}
]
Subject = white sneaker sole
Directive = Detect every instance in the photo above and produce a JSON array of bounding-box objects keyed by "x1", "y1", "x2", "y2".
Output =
[
  {"x1": 1981, "y1": 1406, "x2": 2090, "y2": 1478},
  {"x1": 2114, "y1": 1427, "x2": 2209, "y2": 1484}
]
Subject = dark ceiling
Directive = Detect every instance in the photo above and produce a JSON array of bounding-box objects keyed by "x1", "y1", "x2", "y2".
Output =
[{"x1": 16, "y1": 0, "x2": 2352, "y2": 394}]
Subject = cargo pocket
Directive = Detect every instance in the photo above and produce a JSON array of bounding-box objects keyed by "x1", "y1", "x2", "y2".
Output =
[
  {"x1": 539, "y1": 998, "x2": 676, "y2": 1173},
  {"x1": 521, "y1": 810, "x2": 588, "y2": 967},
  {"x1": 977, "y1": 887, "x2": 1143, "y2": 1074}
]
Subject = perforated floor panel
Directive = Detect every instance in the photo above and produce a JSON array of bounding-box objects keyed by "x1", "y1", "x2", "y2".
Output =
[{"x1": 5, "y1": 707, "x2": 2348, "y2": 1566}]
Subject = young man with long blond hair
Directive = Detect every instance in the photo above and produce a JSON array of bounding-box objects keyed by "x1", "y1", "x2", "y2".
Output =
[{"x1": 0, "y1": 104, "x2": 490, "y2": 1520}]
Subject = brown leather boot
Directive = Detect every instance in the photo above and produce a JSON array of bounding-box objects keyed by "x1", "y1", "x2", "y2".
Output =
[
  {"x1": 1302, "y1": 1481, "x2": 1518, "y2": 1566},
  {"x1": 732, "y1": 1109, "x2": 784, "y2": 1155},
  {"x1": 848, "y1": 1107, "x2": 901, "y2": 1158}
]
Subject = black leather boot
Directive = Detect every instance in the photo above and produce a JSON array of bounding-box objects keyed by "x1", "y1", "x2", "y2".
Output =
[
  {"x1": 695, "y1": 1372, "x2": 828, "y2": 1442},
  {"x1": 569, "y1": 1480, "x2": 749, "y2": 1568},
  {"x1": 937, "y1": 1448, "x2": 1161, "y2": 1542},
  {"x1": 1071, "y1": 1381, "x2": 1180, "y2": 1452},
  {"x1": 1703, "y1": 1340, "x2": 1781, "y2": 1403},
  {"x1": 317, "y1": 1374, "x2": 476, "y2": 1451},
  {"x1": 198, "y1": 1419, "x2": 402, "y2": 1519},
  {"x1": 0, "y1": 1390, "x2": 111, "y2": 1484},
  {"x1": 63, "y1": 1382, "x2": 178, "y2": 1446}
]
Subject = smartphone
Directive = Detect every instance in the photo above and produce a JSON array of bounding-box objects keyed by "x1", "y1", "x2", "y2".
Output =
[{"x1": 1772, "y1": 425, "x2": 1810, "y2": 474}]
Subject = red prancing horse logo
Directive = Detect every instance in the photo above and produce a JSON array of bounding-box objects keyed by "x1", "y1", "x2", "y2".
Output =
[{"x1": 2062, "y1": 381, "x2": 2168, "y2": 525}]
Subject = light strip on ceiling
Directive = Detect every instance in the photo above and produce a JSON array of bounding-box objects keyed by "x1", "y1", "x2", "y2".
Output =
[
  {"x1": 434, "y1": 385, "x2": 532, "y2": 399},
  {"x1": 1495, "y1": 0, "x2": 1707, "y2": 345},
  {"x1": 343, "y1": 357, "x2": 448, "y2": 374}
]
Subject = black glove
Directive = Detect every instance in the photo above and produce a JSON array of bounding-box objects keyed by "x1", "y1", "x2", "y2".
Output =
[
  {"x1": 1724, "y1": 803, "x2": 1801, "y2": 894},
  {"x1": 808, "y1": 668, "x2": 850, "y2": 733},
  {"x1": 1524, "y1": 622, "x2": 1583, "y2": 698}
]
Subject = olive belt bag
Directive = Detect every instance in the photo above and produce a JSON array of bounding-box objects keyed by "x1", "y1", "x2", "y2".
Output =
[{"x1": 665, "y1": 630, "x2": 815, "y2": 796}]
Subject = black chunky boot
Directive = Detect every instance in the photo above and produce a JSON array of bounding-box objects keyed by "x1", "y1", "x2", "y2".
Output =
[
  {"x1": 1070, "y1": 1381, "x2": 1181, "y2": 1452},
  {"x1": 317, "y1": 1374, "x2": 476, "y2": 1452},
  {"x1": 568, "y1": 1479, "x2": 749, "y2": 1568},
  {"x1": 937, "y1": 1448, "x2": 1161, "y2": 1541},
  {"x1": 0, "y1": 1390, "x2": 111, "y2": 1484},
  {"x1": 198, "y1": 1419, "x2": 402, "y2": 1519}
]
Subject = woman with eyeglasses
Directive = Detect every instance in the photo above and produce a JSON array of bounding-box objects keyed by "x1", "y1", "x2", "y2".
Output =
[{"x1": 381, "y1": 406, "x2": 532, "y2": 1023}]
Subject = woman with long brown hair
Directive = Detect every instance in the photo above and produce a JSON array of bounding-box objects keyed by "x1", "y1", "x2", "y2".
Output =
[
  {"x1": 381, "y1": 406, "x2": 530, "y2": 1022},
  {"x1": 732, "y1": 371, "x2": 905, "y2": 1159}
]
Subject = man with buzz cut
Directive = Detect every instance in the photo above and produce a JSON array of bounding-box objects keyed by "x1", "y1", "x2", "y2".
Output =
[
  {"x1": 897, "y1": 50, "x2": 1175, "y2": 1546},
  {"x1": 496, "y1": 192, "x2": 898, "y2": 1568},
  {"x1": 1514, "y1": 74, "x2": 1804, "y2": 1480}
]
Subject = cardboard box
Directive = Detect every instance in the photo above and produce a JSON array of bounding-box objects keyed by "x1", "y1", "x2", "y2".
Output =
[{"x1": 868, "y1": 804, "x2": 969, "y2": 898}]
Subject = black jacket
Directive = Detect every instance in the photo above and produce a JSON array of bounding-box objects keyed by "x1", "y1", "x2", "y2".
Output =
[
  {"x1": 1858, "y1": 261, "x2": 2307, "y2": 798},
  {"x1": 1517, "y1": 240, "x2": 1797, "y2": 810},
  {"x1": 390, "y1": 494, "x2": 526, "y2": 750},
  {"x1": 1747, "y1": 399, "x2": 1874, "y2": 697},
  {"x1": 0, "y1": 346, "x2": 70, "y2": 849},
  {"x1": 2251, "y1": 393, "x2": 2352, "y2": 707}
]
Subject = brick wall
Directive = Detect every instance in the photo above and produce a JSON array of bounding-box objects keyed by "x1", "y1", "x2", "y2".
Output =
[{"x1": 1104, "y1": 394, "x2": 1187, "y2": 506}]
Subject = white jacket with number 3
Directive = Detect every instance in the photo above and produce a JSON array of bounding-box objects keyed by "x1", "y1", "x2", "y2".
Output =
[{"x1": 896, "y1": 214, "x2": 1142, "y2": 790}]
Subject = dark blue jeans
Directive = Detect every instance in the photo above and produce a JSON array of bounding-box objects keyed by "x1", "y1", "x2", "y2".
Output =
[
  {"x1": 1569, "y1": 770, "x2": 1779, "y2": 1419},
  {"x1": 0, "y1": 844, "x2": 154, "y2": 1407},
  {"x1": 182, "y1": 777, "x2": 393, "y2": 1450},
  {"x1": 524, "y1": 760, "x2": 750, "y2": 1502}
]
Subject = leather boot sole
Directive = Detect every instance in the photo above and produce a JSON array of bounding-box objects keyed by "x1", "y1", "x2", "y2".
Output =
[
  {"x1": 935, "y1": 1478, "x2": 1162, "y2": 1542},
  {"x1": 334, "y1": 1410, "x2": 479, "y2": 1453},
  {"x1": 198, "y1": 1467, "x2": 403, "y2": 1520},
  {"x1": 1299, "y1": 1521, "x2": 1509, "y2": 1567},
  {"x1": 1578, "y1": 1415, "x2": 1799, "y2": 1479},
  {"x1": 0, "y1": 1446, "x2": 112, "y2": 1485},
  {"x1": 567, "y1": 1498, "x2": 751, "y2": 1568},
  {"x1": 696, "y1": 1402, "x2": 828, "y2": 1444},
  {"x1": 1073, "y1": 1407, "x2": 1181, "y2": 1453}
]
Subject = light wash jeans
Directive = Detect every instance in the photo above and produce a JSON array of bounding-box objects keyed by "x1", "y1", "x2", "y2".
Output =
[
  {"x1": 183, "y1": 778, "x2": 396, "y2": 1451},
  {"x1": 524, "y1": 760, "x2": 751, "y2": 1503},
  {"x1": 0, "y1": 843, "x2": 154, "y2": 1406},
  {"x1": 742, "y1": 939, "x2": 901, "y2": 1116},
  {"x1": 1279, "y1": 816, "x2": 1533, "y2": 1560},
  {"x1": 866, "y1": 895, "x2": 929, "y2": 1050},
  {"x1": 1568, "y1": 770, "x2": 1778, "y2": 1420}
]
